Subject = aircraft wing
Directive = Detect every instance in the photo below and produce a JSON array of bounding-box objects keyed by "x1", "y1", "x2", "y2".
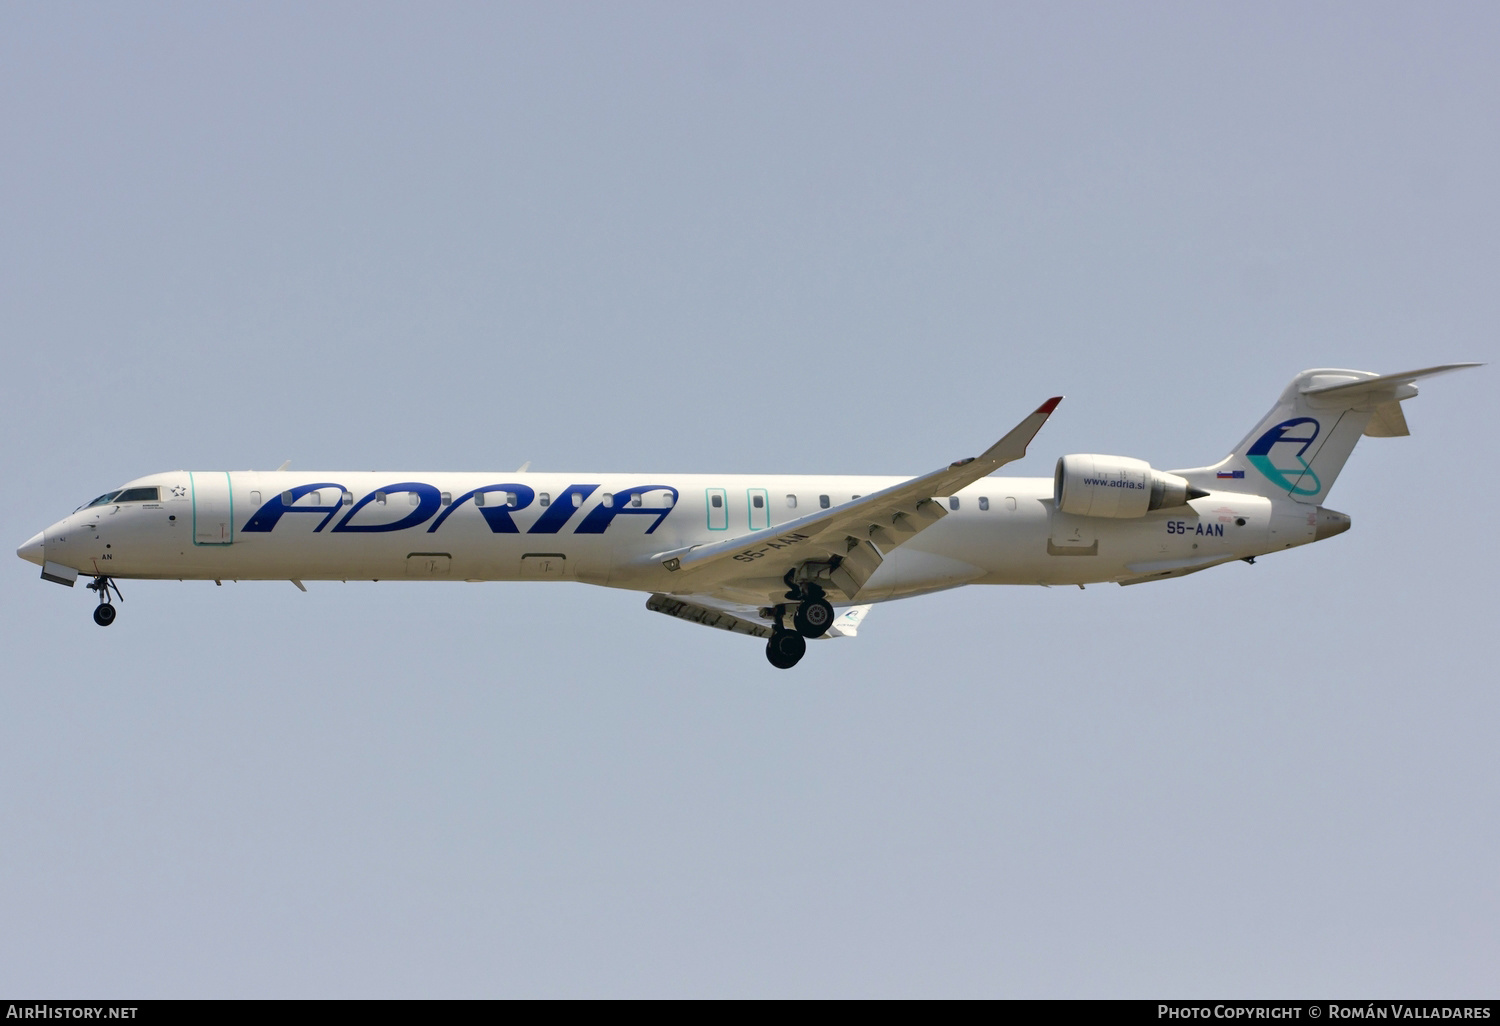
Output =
[
  {"x1": 646, "y1": 593, "x2": 874, "y2": 640},
  {"x1": 643, "y1": 397, "x2": 1061, "y2": 601}
]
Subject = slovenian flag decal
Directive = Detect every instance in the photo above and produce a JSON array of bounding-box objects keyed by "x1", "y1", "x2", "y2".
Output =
[{"x1": 1218, "y1": 470, "x2": 1245, "y2": 479}]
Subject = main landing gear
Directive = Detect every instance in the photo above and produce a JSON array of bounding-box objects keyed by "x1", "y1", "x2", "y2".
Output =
[
  {"x1": 763, "y1": 573, "x2": 838, "y2": 669},
  {"x1": 87, "y1": 575, "x2": 121, "y2": 627},
  {"x1": 793, "y1": 596, "x2": 835, "y2": 638},
  {"x1": 765, "y1": 629, "x2": 806, "y2": 670}
]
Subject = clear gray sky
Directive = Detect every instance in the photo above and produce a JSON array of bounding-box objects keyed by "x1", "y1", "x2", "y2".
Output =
[{"x1": 1, "y1": 2, "x2": 1495, "y2": 997}]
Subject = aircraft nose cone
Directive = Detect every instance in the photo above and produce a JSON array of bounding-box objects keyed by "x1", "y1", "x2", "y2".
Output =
[{"x1": 17, "y1": 531, "x2": 44, "y2": 566}]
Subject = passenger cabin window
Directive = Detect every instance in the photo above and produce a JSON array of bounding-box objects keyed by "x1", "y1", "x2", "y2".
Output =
[
  {"x1": 114, "y1": 487, "x2": 160, "y2": 502},
  {"x1": 282, "y1": 491, "x2": 294, "y2": 504},
  {"x1": 711, "y1": 494, "x2": 724, "y2": 508},
  {"x1": 631, "y1": 494, "x2": 642, "y2": 507},
  {"x1": 250, "y1": 490, "x2": 262, "y2": 506},
  {"x1": 819, "y1": 494, "x2": 830, "y2": 509},
  {"x1": 786, "y1": 494, "x2": 797, "y2": 509},
  {"x1": 474, "y1": 492, "x2": 485, "y2": 506},
  {"x1": 572, "y1": 492, "x2": 583, "y2": 507},
  {"x1": 752, "y1": 494, "x2": 764, "y2": 509},
  {"x1": 341, "y1": 490, "x2": 354, "y2": 506},
  {"x1": 978, "y1": 497, "x2": 990, "y2": 511},
  {"x1": 949, "y1": 497, "x2": 960, "y2": 510},
  {"x1": 539, "y1": 492, "x2": 551, "y2": 507},
  {"x1": 602, "y1": 493, "x2": 614, "y2": 507},
  {"x1": 1006, "y1": 496, "x2": 1017, "y2": 511},
  {"x1": 408, "y1": 492, "x2": 420, "y2": 505},
  {"x1": 308, "y1": 491, "x2": 322, "y2": 505},
  {"x1": 375, "y1": 491, "x2": 388, "y2": 504},
  {"x1": 440, "y1": 492, "x2": 452, "y2": 506}
]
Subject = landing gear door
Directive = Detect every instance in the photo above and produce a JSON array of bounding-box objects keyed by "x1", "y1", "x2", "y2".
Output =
[{"x1": 191, "y1": 472, "x2": 234, "y2": 545}]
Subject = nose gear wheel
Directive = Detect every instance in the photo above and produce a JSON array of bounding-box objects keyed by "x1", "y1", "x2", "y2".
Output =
[{"x1": 86, "y1": 575, "x2": 121, "y2": 627}]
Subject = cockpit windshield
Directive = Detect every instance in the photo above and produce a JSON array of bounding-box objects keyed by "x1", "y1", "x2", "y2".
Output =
[
  {"x1": 77, "y1": 486, "x2": 160, "y2": 511},
  {"x1": 83, "y1": 491, "x2": 121, "y2": 509}
]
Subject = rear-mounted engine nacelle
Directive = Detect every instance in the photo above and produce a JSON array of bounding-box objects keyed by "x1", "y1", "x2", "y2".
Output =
[{"x1": 1054, "y1": 454, "x2": 1201, "y2": 518}]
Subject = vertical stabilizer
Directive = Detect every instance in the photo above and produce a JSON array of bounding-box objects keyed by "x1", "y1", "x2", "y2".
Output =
[{"x1": 1178, "y1": 364, "x2": 1479, "y2": 503}]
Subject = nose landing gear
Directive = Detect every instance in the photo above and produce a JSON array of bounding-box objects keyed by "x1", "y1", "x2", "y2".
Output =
[{"x1": 87, "y1": 575, "x2": 121, "y2": 627}]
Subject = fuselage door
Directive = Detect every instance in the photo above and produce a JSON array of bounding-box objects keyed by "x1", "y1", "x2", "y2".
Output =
[{"x1": 191, "y1": 472, "x2": 234, "y2": 545}]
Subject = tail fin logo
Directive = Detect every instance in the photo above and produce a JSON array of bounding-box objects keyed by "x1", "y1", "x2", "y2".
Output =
[{"x1": 1246, "y1": 417, "x2": 1323, "y2": 496}]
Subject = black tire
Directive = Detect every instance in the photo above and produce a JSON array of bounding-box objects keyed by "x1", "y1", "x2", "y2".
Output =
[
  {"x1": 93, "y1": 603, "x2": 116, "y2": 627},
  {"x1": 764, "y1": 629, "x2": 807, "y2": 669},
  {"x1": 793, "y1": 598, "x2": 835, "y2": 638}
]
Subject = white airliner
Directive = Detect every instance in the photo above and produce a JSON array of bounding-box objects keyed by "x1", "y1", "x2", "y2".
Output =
[{"x1": 17, "y1": 365, "x2": 1477, "y2": 668}]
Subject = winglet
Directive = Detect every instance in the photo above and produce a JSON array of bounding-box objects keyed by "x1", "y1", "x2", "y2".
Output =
[
  {"x1": 823, "y1": 604, "x2": 873, "y2": 639},
  {"x1": 973, "y1": 395, "x2": 1064, "y2": 470}
]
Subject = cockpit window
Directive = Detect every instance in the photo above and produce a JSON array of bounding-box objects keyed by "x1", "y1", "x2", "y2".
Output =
[{"x1": 82, "y1": 486, "x2": 160, "y2": 510}]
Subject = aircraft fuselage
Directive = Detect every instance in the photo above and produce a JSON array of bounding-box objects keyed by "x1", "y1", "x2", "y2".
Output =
[{"x1": 30, "y1": 469, "x2": 1321, "y2": 604}]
